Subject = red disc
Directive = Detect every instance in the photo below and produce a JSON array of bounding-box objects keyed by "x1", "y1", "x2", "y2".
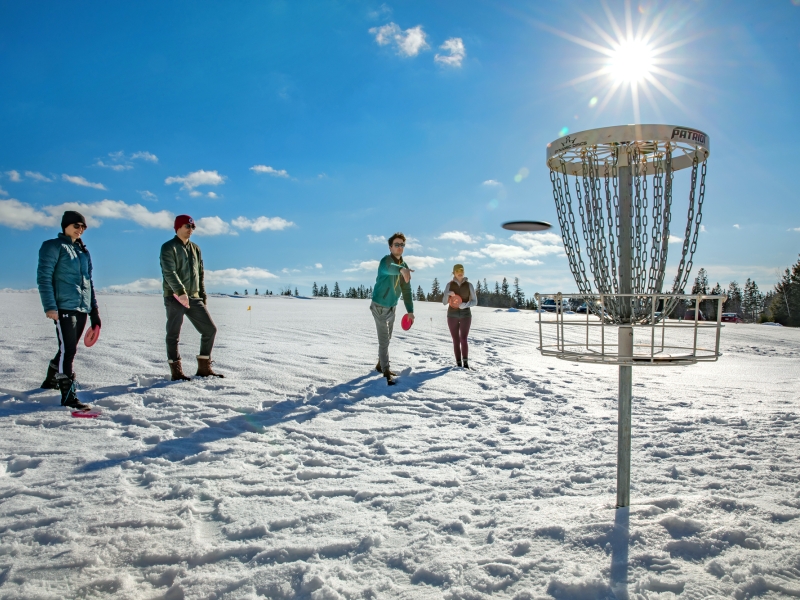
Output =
[
  {"x1": 84, "y1": 325, "x2": 100, "y2": 347},
  {"x1": 401, "y1": 314, "x2": 413, "y2": 330},
  {"x1": 448, "y1": 294, "x2": 462, "y2": 309}
]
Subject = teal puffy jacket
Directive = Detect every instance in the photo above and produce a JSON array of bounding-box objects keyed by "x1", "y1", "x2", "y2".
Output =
[
  {"x1": 37, "y1": 234, "x2": 97, "y2": 314},
  {"x1": 372, "y1": 254, "x2": 414, "y2": 313}
]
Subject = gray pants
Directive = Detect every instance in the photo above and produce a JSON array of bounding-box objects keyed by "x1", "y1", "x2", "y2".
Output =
[
  {"x1": 165, "y1": 296, "x2": 217, "y2": 361},
  {"x1": 370, "y1": 301, "x2": 396, "y2": 371}
]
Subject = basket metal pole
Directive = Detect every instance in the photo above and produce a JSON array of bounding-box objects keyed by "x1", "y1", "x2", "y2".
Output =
[{"x1": 617, "y1": 165, "x2": 633, "y2": 509}]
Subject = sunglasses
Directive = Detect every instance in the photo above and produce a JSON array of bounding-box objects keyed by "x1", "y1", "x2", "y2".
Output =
[
  {"x1": 71, "y1": 223, "x2": 88, "y2": 230},
  {"x1": 392, "y1": 243, "x2": 405, "y2": 248},
  {"x1": 184, "y1": 223, "x2": 196, "y2": 230}
]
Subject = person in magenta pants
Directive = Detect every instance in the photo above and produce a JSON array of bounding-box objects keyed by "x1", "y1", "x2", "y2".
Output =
[{"x1": 442, "y1": 264, "x2": 478, "y2": 369}]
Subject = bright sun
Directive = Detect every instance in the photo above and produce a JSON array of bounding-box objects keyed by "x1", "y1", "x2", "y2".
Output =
[
  {"x1": 544, "y1": 2, "x2": 697, "y2": 122},
  {"x1": 609, "y1": 39, "x2": 654, "y2": 84}
]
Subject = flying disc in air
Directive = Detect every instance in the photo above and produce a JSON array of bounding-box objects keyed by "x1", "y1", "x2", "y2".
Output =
[
  {"x1": 448, "y1": 294, "x2": 462, "y2": 309},
  {"x1": 501, "y1": 221, "x2": 552, "y2": 232},
  {"x1": 84, "y1": 325, "x2": 100, "y2": 347},
  {"x1": 401, "y1": 314, "x2": 413, "y2": 330}
]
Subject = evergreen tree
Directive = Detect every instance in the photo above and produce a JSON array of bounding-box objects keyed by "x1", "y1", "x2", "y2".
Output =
[
  {"x1": 725, "y1": 281, "x2": 743, "y2": 315},
  {"x1": 689, "y1": 268, "x2": 709, "y2": 316},
  {"x1": 234, "y1": 291, "x2": 239, "y2": 295},
  {"x1": 244, "y1": 289, "x2": 248, "y2": 295},
  {"x1": 428, "y1": 278, "x2": 442, "y2": 302},
  {"x1": 333, "y1": 282, "x2": 341, "y2": 298},
  {"x1": 367, "y1": 286, "x2": 373, "y2": 299},
  {"x1": 312, "y1": 282, "x2": 319, "y2": 297},
  {"x1": 254, "y1": 289, "x2": 259, "y2": 295},
  {"x1": 511, "y1": 278, "x2": 524, "y2": 307},
  {"x1": 707, "y1": 282, "x2": 723, "y2": 318},
  {"x1": 742, "y1": 278, "x2": 763, "y2": 322},
  {"x1": 321, "y1": 284, "x2": 329, "y2": 297},
  {"x1": 416, "y1": 285, "x2": 425, "y2": 301},
  {"x1": 770, "y1": 256, "x2": 800, "y2": 326}
]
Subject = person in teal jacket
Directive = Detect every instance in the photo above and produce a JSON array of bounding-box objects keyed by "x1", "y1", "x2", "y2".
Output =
[
  {"x1": 370, "y1": 232, "x2": 414, "y2": 385},
  {"x1": 36, "y1": 210, "x2": 101, "y2": 411}
]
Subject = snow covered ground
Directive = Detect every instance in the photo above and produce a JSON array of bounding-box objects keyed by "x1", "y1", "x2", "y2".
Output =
[{"x1": 1, "y1": 290, "x2": 799, "y2": 600}]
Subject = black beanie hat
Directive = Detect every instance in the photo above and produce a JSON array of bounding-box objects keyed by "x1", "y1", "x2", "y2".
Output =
[{"x1": 61, "y1": 210, "x2": 87, "y2": 231}]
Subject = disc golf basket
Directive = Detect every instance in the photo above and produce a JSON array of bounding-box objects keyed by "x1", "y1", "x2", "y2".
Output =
[{"x1": 536, "y1": 124, "x2": 726, "y2": 508}]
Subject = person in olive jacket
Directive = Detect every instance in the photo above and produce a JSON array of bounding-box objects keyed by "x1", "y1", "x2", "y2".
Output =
[
  {"x1": 160, "y1": 214, "x2": 224, "y2": 380},
  {"x1": 37, "y1": 210, "x2": 101, "y2": 411}
]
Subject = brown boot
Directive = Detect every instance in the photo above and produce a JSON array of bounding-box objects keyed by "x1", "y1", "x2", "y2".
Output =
[
  {"x1": 169, "y1": 360, "x2": 191, "y2": 381},
  {"x1": 376, "y1": 361, "x2": 396, "y2": 376},
  {"x1": 196, "y1": 355, "x2": 224, "y2": 378}
]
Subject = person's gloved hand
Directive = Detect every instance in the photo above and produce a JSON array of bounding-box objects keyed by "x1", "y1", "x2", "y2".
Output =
[{"x1": 90, "y1": 307, "x2": 102, "y2": 329}]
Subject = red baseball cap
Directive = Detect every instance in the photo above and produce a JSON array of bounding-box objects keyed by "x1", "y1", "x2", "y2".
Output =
[{"x1": 174, "y1": 215, "x2": 195, "y2": 232}]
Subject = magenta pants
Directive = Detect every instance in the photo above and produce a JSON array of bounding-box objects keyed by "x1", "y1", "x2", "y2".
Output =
[{"x1": 447, "y1": 317, "x2": 472, "y2": 361}]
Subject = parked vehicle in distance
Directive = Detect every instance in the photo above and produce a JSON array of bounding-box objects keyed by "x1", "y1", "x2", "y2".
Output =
[
  {"x1": 541, "y1": 298, "x2": 570, "y2": 312},
  {"x1": 721, "y1": 313, "x2": 743, "y2": 323},
  {"x1": 576, "y1": 302, "x2": 588, "y2": 314},
  {"x1": 683, "y1": 309, "x2": 706, "y2": 321}
]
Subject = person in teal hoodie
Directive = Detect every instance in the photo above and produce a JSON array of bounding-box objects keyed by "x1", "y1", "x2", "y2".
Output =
[
  {"x1": 370, "y1": 232, "x2": 414, "y2": 385},
  {"x1": 37, "y1": 210, "x2": 100, "y2": 411}
]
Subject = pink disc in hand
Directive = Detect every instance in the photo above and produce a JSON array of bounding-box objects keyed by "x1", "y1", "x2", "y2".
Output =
[
  {"x1": 84, "y1": 325, "x2": 100, "y2": 347},
  {"x1": 401, "y1": 314, "x2": 413, "y2": 330}
]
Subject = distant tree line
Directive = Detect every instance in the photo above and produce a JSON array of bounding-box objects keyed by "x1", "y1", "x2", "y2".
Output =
[{"x1": 311, "y1": 282, "x2": 373, "y2": 299}]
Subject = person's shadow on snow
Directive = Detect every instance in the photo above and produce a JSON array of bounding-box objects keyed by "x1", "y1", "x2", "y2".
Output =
[{"x1": 78, "y1": 367, "x2": 449, "y2": 473}]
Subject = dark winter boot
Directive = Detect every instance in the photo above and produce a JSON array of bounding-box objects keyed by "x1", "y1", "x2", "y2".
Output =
[
  {"x1": 196, "y1": 356, "x2": 224, "y2": 378},
  {"x1": 169, "y1": 360, "x2": 191, "y2": 381},
  {"x1": 376, "y1": 361, "x2": 396, "y2": 376},
  {"x1": 57, "y1": 374, "x2": 90, "y2": 411},
  {"x1": 41, "y1": 361, "x2": 59, "y2": 390},
  {"x1": 463, "y1": 359, "x2": 471, "y2": 370},
  {"x1": 456, "y1": 359, "x2": 463, "y2": 368},
  {"x1": 383, "y1": 367, "x2": 396, "y2": 386}
]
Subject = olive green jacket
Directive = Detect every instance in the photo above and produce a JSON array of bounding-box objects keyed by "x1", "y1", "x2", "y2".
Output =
[{"x1": 160, "y1": 236, "x2": 206, "y2": 300}]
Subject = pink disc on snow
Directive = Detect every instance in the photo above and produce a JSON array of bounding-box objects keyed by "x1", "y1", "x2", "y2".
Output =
[
  {"x1": 72, "y1": 410, "x2": 101, "y2": 418},
  {"x1": 401, "y1": 314, "x2": 413, "y2": 330},
  {"x1": 84, "y1": 325, "x2": 100, "y2": 347}
]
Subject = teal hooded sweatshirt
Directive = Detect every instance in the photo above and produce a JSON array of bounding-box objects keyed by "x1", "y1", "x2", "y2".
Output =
[{"x1": 372, "y1": 254, "x2": 414, "y2": 313}]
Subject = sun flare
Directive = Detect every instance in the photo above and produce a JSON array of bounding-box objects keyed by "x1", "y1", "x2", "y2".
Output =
[
  {"x1": 609, "y1": 39, "x2": 654, "y2": 84},
  {"x1": 542, "y1": 0, "x2": 700, "y2": 122}
]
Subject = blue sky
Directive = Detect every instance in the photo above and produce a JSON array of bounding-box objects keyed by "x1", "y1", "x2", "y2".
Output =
[{"x1": 1, "y1": 1, "x2": 798, "y2": 296}]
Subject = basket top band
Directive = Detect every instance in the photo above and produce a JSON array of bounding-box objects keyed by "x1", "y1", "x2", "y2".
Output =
[{"x1": 546, "y1": 124, "x2": 710, "y2": 176}]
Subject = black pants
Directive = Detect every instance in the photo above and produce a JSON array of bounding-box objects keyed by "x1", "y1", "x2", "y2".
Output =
[
  {"x1": 164, "y1": 296, "x2": 217, "y2": 361},
  {"x1": 52, "y1": 309, "x2": 88, "y2": 377}
]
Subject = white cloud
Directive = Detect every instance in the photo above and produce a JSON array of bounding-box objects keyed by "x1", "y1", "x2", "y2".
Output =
[
  {"x1": 207, "y1": 191, "x2": 219, "y2": 199},
  {"x1": 367, "y1": 234, "x2": 386, "y2": 244},
  {"x1": 700, "y1": 225, "x2": 707, "y2": 233},
  {"x1": 315, "y1": 263, "x2": 323, "y2": 269},
  {"x1": 25, "y1": 171, "x2": 53, "y2": 182},
  {"x1": 106, "y1": 278, "x2": 162, "y2": 293},
  {"x1": 231, "y1": 216, "x2": 295, "y2": 232},
  {"x1": 367, "y1": 233, "x2": 420, "y2": 248},
  {"x1": 131, "y1": 151, "x2": 158, "y2": 163},
  {"x1": 204, "y1": 267, "x2": 277, "y2": 287},
  {"x1": 792, "y1": 227, "x2": 800, "y2": 232},
  {"x1": 189, "y1": 191, "x2": 203, "y2": 197},
  {"x1": 482, "y1": 179, "x2": 501, "y2": 187},
  {"x1": 95, "y1": 160, "x2": 132, "y2": 171},
  {"x1": 62, "y1": 174, "x2": 107, "y2": 190},
  {"x1": 369, "y1": 22, "x2": 429, "y2": 57},
  {"x1": 405, "y1": 236, "x2": 421, "y2": 249},
  {"x1": 403, "y1": 255, "x2": 444, "y2": 270},
  {"x1": 5, "y1": 170, "x2": 22, "y2": 182},
  {"x1": 434, "y1": 37, "x2": 466, "y2": 67},
  {"x1": 48, "y1": 199, "x2": 174, "y2": 229},
  {"x1": 0, "y1": 185, "x2": 7, "y2": 196},
  {"x1": 165, "y1": 169, "x2": 226, "y2": 190},
  {"x1": 508, "y1": 232, "x2": 563, "y2": 256},
  {"x1": 733, "y1": 224, "x2": 740, "y2": 229},
  {"x1": 0, "y1": 199, "x2": 58, "y2": 229},
  {"x1": 250, "y1": 165, "x2": 290, "y2": 178},
  {"x1": 344, "y1": 260, "x2": 381, "y2": 272},
  {"x1": 138, "y1": 190, "x2": 157, "y2": 201},
  {"x1": 480, "y1": 244, "x2": 544, "y2": 266},
  {"x1": 194, "y1": 216, "x2": 235, "y2": 236},
  {"x1": 438, "y1": 231, "x2": 478, "y2": 244},
  {"x1": 668, "y1": 235, "x2": 683, "y2": 244}
]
